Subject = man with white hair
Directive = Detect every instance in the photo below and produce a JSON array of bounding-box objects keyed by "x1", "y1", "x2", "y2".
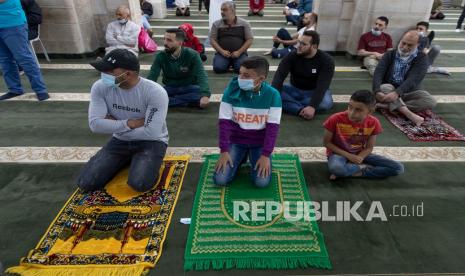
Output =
[
  {"x1": 373, "y1": 30, "x2": 437, "y2": 126},
  {"x1": 105, "y1": 5, "x2": 140, "y2": 56}
]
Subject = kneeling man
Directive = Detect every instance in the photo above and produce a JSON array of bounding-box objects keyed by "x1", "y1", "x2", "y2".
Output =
[{"x1": 77, "y1": 49, "x2": 169, "y2": 192}]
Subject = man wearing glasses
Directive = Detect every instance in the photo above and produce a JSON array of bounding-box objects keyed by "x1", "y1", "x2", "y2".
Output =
[{"x1": 271, "y1": 30, "x2": 335, "y2": 120}]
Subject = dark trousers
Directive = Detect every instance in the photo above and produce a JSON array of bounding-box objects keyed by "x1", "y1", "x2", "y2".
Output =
[
  {"x1": 456, "y1": 6, "x2": 465, "y2": 29},
  {"x1": 77, "y1": 138, "x2": 167, "y2": 192},
  {"x1": 272, "y1": 28, "x2": 296, "y2": 59}
]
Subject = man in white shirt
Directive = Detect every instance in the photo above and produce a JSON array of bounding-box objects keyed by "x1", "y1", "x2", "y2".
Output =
[
  {"x1": 264, "y1": 12, "x2": 317, "y2": 59},
  {"x1": 105, "y1": 6, "x2": 140, "y2": 56}
]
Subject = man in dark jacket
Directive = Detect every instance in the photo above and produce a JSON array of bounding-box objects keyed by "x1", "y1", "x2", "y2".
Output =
[
  {"x1": 20, "y1": 0, "x2": 42, "y2": 40},
  {"x1": 373, "y1": 30, "x2": 437, "y2": 126}
]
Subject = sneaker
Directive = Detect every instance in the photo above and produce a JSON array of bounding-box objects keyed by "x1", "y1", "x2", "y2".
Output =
[
  {"x1": 19, "y1": 70, "x2": 25, "y2": 76},
  {"x1": 0, "y1": 92, "x2": 22, "y2": 100},
  {"x1": 263, "y1": 49, "x2": 272, "y2": 55},
  {"x1": 37, "y1": 93, "x2": 50, "y2": 101},
  {"x1": 247, "y1": 10, "x2": 253, "y2": 16},
  {"x1": 455, "y1": 28, "x2": 462, "y2": 32},
  {"x1": 286, "y1": 21, "x2": 293, "y2": 26},
  {"x1": 428, "y1": 66, "x2": 451, "y2": 76},
  {"x1": 257, "y1": 10, "x2": 264, "y2": 16}
]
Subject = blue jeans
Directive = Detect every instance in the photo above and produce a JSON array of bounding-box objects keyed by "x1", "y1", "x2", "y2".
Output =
[
  {"x1": 271, "y1": 28, "x2": 295, "y2": 59},
  {"x1": 281, "y1": 84, "x2": 333, "y2": 115},
  {"x1": 0, "y1": 24, "x2": 47, "y2": 95},
  {"x1": 213, "y1": 144, "x2": 272, "y2": 188},
  {"x1": 141, "y1": 15, "x2": 151, "y2": 30},
  {"x1": 328, "y1": 154, "x2": 404, "y2": 179},
  {"x1": 77, "y1": 138, "x2": 167, "y2": 192},
  {"x1": 164, "y1": 84, "x2": 202, "y2": 107},
  {"x1": 213, "y1": 52, "x2": 248, "y2": 73}
]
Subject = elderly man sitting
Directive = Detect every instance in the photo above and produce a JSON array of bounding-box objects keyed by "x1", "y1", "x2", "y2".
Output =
[
  {"x1": 105, "y1": 6, "x2": 140, "y2": 56},
  {"x1": 210, "y1": 1, "x2": 254, "y2": 73},
  {"x1": 373, "y1": 30, "x2": 437, "y2": 126}
]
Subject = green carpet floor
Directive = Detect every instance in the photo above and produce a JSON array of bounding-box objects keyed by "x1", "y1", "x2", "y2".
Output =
[
  {"x1": 1, "y1": 163, "x2": 464, "y2": 275},
  {"x1": 0, "y1": 102, "x2": 464, "y2": 147}
]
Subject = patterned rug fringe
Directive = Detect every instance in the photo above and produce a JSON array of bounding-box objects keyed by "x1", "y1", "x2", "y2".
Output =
[
  {"x1": 6, "y1": 264, "x2": 149, "y2": 276},
  {"x1": 184, "y1": 257, "x2": 332, "y2": 270}
]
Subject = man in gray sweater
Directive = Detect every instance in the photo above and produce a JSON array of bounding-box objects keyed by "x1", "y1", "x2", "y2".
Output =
[
  {"x1": 77, "y1": 49, "x2": 169, "y2": 192},
  {"x1": 373, "y1": 30, "x2": 437, "y2": 126}
]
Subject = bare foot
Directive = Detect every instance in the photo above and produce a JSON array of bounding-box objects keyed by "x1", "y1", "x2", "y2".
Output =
[
  {"x1": 329, "y1": 174, "x2": 337, "y2": 180},
  {"x1": 407, "y1": 113, "x2": 425, "y2": 127}
]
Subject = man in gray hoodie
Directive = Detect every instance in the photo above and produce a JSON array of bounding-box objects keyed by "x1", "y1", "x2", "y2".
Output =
[{"x1": 77, "y1": 49, "x2": 169, "y2": 192}]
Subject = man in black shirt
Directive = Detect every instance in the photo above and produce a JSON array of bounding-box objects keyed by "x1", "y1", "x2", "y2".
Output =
[{"x1": 272, "y1": 30, "x2": 334, "y2": 120}]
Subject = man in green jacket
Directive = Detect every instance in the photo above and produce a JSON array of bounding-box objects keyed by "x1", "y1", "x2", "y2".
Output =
[{"x1": 147, "y1": 29, "x2": 211, "y2": 108}]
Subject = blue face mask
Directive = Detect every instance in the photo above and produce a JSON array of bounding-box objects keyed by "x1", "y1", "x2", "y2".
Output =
[
  {"x1": 101, "y1": 73, "x2": 117, "y2": 88},
  {"x1": 238, "y1": 78, "x2": 255, "y2": 91},
  {"x1": 101, "y1": 72, "x2": 128, "y2": 88}
]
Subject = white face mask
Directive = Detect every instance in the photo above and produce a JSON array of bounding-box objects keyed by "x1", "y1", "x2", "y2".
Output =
[
  {"x1": 371, "y1": 28, "x2": 382, "y2": 36},
  {"x1": 418, "y1": 31, "x2": 425, "y2": 37},
  {"x1": 118, "y1": 18, "x2": 128, "y2": 25}
]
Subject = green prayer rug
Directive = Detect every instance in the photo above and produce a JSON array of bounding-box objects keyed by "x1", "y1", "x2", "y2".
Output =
[{"x1": 184, "y1": 154, "x2": 332, "y2": 270}]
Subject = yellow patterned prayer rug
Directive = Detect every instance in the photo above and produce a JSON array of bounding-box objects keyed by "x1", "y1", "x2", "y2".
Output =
[
  {"x1": 7, "y1": 156, "x2": 190, "y2": 276},
  {"x1": 184, "y1": 154, "x2": 331, "y2": 271}
]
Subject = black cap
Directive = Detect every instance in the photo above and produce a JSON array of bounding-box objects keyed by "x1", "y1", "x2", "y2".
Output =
[{"x1": 90, "y1": 49, "x2": 140, "y2": 72}]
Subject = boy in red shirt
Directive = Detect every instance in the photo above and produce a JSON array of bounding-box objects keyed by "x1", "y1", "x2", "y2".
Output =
[{"x1": 323, "y1": 90, "x2": 404, "y2": 180}]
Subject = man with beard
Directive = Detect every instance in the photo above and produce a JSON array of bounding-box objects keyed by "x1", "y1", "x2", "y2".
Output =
[
  {"x1": 77, "y1": 49, "x2": 169, "y2": 192},
  {"x1": 373, "y1": 30, "x2": 436, "y2": 126},
  {"x1": 147, "y1": 29, "x2": 210, "y2": 108},
  {"x1": 210, "y1": 1, "x2": 254, "y2": 73},
  {"x1": 271, "y1": 30, "x2": 334, "y2": 120},
  {"x1": 357, "y1": 16, "x2": 392, "y2": 76}
]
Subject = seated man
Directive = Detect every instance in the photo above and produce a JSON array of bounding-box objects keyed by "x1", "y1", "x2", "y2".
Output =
[
  {"x1": 105, "y1": 6, "x2": 140, "y2": 56},
  {"x1": 248, "y1": 0, "x2": 264, "y2": 16},
  {"x1": 324, "y1": 90, "x2": 404, "y2": 180},
  {"x1": 271, "y1": 30, "x2": 334, "y2": 120},
  {"x1": 175, "y1": 0, "x2": 190, "y2": 16},
  {"x1": 140, "y1": 0, "x2": 153, "y2": 18},
  {"x1": 430, "y1": 0, "x2": 445, "y2": 20},
  {"x1": 283, "y1": 0, "x2": 299, "y2": 26},
  {"x1": 179, "y1": 23, "x2": 208, "y2": 62},
  {"x1": 373, "y1": 30, "x2": 437, "y2": 126},
  {"x1": 147, "y1": 29, "x2": 210, "y2": 108},
  {"x1": 210, "y1": 1, "x2": 254, "y2": 73},
  {"x1": 214, "y1": 56, "x2": 282, "y2": 187},
  {"x1": 286, "y1": 0, "x2": 312, "y2": 26},
  {"x1": 416, "y1": 21, "x2": 449, "y2": 75},
  {"x1": 357, "y1": 16, "x2": 392, "y2": 76},
  {"x1": 77, "y1": 49, "x2": 169, "y2": 192},
  {"x1": 140, "y1": 0, "x2": 153, "y2": 30},
  {"x1": 265, "y1": 12, "x2": 317, "y2": 59}
]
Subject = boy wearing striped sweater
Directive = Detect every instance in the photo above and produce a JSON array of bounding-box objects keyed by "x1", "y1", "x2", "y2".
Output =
[{"x1": 214, "y1": 56, "x2": 282, "y2": 188}]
